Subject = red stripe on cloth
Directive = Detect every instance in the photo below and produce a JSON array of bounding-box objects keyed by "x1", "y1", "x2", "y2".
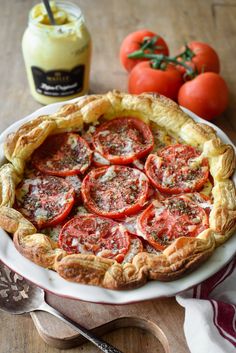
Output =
[
  {"x1": 210, "y1": 299, "x2": 236, "y2": 347},
  {"x1": 194, "y1": 258, "x2": 236, "y2": 299}
]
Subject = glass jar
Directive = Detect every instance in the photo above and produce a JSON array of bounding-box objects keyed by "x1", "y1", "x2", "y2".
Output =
[{"x1": 22, "y1": 1, "x2": 92, "y2": 105}]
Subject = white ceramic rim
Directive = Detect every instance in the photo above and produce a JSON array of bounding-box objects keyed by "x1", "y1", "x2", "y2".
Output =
[{"x1": 0, "y1": 97, "x2": 235, "y2": 304}]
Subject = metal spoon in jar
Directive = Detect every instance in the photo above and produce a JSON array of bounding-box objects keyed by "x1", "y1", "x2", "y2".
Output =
[
  {"x1": 0, "y1": 262, "x2": 124, "y2": 353},
  {"x1": 42, "y1": 0, "x2": 56, "y2": 25}
]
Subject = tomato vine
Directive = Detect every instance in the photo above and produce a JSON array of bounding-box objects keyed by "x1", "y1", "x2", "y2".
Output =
[{"x1": 128, "y1": 36, "x2": 197, "y2": 78}]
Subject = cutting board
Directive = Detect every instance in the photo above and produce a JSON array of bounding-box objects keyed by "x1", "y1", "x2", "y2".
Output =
[{"x1": 31, "y1": 293, "x2": 190, "y2": 353}]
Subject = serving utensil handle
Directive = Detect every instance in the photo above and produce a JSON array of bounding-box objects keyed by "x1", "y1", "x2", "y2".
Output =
[
  {"x1": 42, "y1": 0, "x2": 56, "y2": 25},
  {"x1": 38, "y1": 301, "x2": 124, "y2": 353}
]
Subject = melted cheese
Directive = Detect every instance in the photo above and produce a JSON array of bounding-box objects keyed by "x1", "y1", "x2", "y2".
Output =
[
  {"x1": 123, "y1": 237, "x2": 141, "y2": 264},
  {"x1": 201, "y1": 179, "x2": 213, "y2": 197},
  {"x1": 65, "y1": 175, "x2": 81, "y2": 191},
  {"x1": 122, "y1": 215, "x2": 138, "y2": 234},
  {"x1": 162, "y1": 169, "x2": 175, "y2": 186},
  {"x1": 99, "y1": 166, "x2": 116, "y2": 183},
  {"x1": 122, "y1": 139, "x2": 134, "y2": 155},
  {"x1": 87, "y1": 125, "x2": 96, "y2": 134},
  {"x1": 34, "y1": 207, "x2": 48, "y2": 221},
  {"x1": 68, "y1": 134, "x2": 79, "y2": 150},
  {"x1": 154, "y1": 156, "x2": 162, "y2": 169},
  {"x1": 152, "y1": 124, "x2": 178, "y2": 151},
  {"x1": 154, "y1": 206, "x2": 165, "y2": 218},
  {"x1": 42, "y1": 224, "x2": 62, "y2": 242},
  {"x1": 98, "y1": 130, "x2": 110, "y2": 137},
  {"x1": 188, "y1": 154, "x2": 205, "y2": 169},
  {"x1": 137, "y1": 171, "x2": 148, "y2": 189},
  {"x1": 93, "y1": 152, "x2": 110, "y2": 165},
  {"x1": 16, "y1": 178, "x2": 41, "y2": 201},
  {"x1": 75, "y1": 206, "x2": 88, "y2": 214},
  {"x1": 132, "y1": 159, "x2": 144, "y2": 170}
]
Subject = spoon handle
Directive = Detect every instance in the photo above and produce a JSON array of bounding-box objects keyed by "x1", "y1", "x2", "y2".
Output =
[
  {"x1": 38, "y1": 301, "x2": 124, "y2": 353},
  {"x1": 42, "y1": 0, "x2": 56, "y2": 25}
]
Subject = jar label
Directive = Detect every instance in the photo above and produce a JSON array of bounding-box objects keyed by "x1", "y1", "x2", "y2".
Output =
[{"x1": 31, "y1": 65, "x2": 85, "y2": 97}]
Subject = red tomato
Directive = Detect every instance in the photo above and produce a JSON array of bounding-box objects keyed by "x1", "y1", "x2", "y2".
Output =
[
  {"x1": 81, "y1": 165, "x2": 150, "y2": 219},
  {"x1": 137, "y1": 195, "x2": 209, "y2": 251},
  {"x1": 128, "y1": 62, "x2": 183, "y2": 101},
  {"x1": 58, "y1": 214, "x2": 130, "y2": 263},
  {"x1": 15, "y1": 176, "x2": 75, "y2": 229},
  {"x1": 145, "y1": 144, "x2": 209, "y2": 194},
  {"x1": 178, "y1": 72, "x2": 229, "y2": 121},
  {"x1": 120, "y1": 29, "x2": 169, "y2": 72},
  {"x1": 32, "y1": 133, "x2": 92, "y2": 176},
  {"x1": 177, "y1": 41, "x2": 220, "y2": 75},
  {"x1": 93, "y1": 117, "x2": 154, "y2": 164}
]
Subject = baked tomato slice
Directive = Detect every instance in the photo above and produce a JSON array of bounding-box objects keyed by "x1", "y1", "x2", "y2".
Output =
[
  {"x1": 32, "y1": 132, "x2": 92, "y2": 176},
  {"x1": 81, "y1": 165, "x2": 150, "y2": 219},
  {"x1": 145, "y1": 144, "x2": 209, "y2": 194},
  {"x1": 15, "y1": 176, "x2": 75, "y2": 229},
  {"x1": 92, "y1": 117, "x2": 154, "y2": 164},
  {"x1": 58, "y1": 214, "x2": 130, "y2": 263},
  {"x1": 137, "y1": 194, "x2": 209, "y2": 251}
]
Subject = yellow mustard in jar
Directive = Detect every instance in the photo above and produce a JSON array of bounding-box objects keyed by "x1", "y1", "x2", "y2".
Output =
[{"x1": 22, "y1": 1, "x2": 92, "y2": 105}]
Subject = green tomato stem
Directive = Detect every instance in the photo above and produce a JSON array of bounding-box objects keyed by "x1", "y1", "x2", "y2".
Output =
[
  {"x1": 128, "y1": 49, "x2": 196, "y2": 76},
  {"x1": 127, "y1": 44, "x2": 197, "y2": 77}
]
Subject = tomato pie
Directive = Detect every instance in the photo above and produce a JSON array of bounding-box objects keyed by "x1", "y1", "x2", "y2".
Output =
[{"x1": 0, "y1": 91, "x2": 235, "y2": 289}]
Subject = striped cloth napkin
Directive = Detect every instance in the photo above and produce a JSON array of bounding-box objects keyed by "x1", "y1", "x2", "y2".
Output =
[{"x1": 176, "y1": 256, "x2": 236, "y2": 353}]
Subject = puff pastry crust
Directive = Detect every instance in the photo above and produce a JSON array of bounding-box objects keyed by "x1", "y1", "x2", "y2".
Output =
[{"x1": 0, "y1": 91, "x2": 235, "y2": 290}]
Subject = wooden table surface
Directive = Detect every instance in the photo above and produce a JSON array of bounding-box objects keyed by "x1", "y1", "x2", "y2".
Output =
[{"x1": 0, "y1": 0, "x2": 236, "y2": 352}]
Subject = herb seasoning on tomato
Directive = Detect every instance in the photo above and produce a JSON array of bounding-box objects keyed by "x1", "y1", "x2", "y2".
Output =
[
  {"x1": 58, "y1": 214, "x2": 130, "y2": 263},
  {"x1": 81, "y1": 165, "x2": 150, "y2": 219},
  {"x1": 137, "y1": 194, "x2": 209, "y2": 251},
  {"x1": 93, "y1": 117, "x2": 154, "y2": 164},
  {"x1": 15, "y1": 176, "x2": 75, "y2": 229},
  {"x1": 145, "y1": 144, "x2": 209, "y2": 194},
  {"x1": 32, "y1": 132, "x2": 92, "y2": 176}
]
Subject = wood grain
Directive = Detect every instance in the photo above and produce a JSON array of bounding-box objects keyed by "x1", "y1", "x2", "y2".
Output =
[
  {"x1": 0, "y1": 0, "x2": 235, "y2": 352},
  {"x1": 30, "y1": 294, "x2": 188, "y2": 352}
]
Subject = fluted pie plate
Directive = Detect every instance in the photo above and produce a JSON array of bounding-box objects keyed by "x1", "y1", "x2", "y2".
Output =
[{"x1": 0, "y1": 96, "x2": 235, "y2": 304}]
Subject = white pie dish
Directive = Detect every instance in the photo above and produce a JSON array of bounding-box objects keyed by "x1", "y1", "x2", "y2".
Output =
[{"x1": 0, "y1": 97, "x2": 235, "y2": 304}]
